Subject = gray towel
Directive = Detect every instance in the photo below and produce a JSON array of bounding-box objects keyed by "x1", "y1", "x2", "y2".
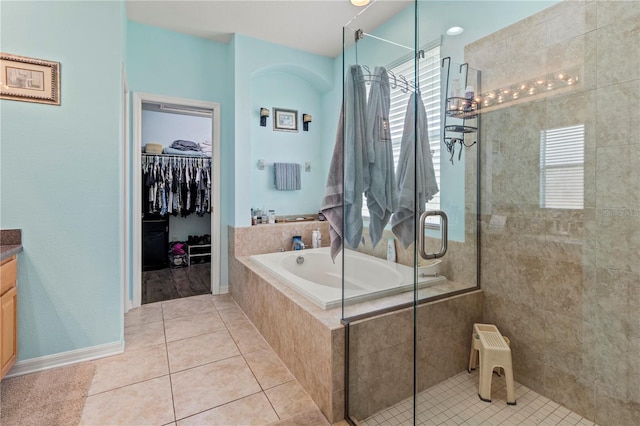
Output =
[
  {"x1": 391, "y1": 92, "x2": 439, "y2": 249},
  {"x1": 274, "y1": 163, "x2": 301, "y2": 190},
  {"x1": 321, "y1": 108, "x2": 345, "y2": 261},
  {"x1": 321, "y1": 65, "x2": 368, "y2": 260},
  {"x1": 365, "y1": 66, "x2": 397, "y2": 248}
]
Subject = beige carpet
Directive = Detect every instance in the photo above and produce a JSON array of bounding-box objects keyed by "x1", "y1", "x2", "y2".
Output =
[{"x1": 1, "y1": 362, "x2": 96, "y2": 426}]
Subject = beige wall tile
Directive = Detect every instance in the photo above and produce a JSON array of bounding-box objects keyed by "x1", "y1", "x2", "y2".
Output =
[
  {"x1": 543, "y1": 366, "x2": 595, "y2": 421},
  {"x1": 595, "y1": 388, "x2": 640, "y2": 426},
  {"x1": 596, "y1": 80, "x2": 640, "y2": 147},
  {"x1": 595, "y1": 212, "x2": 640, "y2": 274},
  {"x1": 597, "y1": 0, "x2": 640, "y2": 30},
  {"x1": 596, "y1": 15, "x2": 640, "y2": 87},
  {"x1": 545, "y1": 1, "x2": 596, "y2": 46},
  {"x1": 596, "y1": 145, "x2": 640, "y2": 209}
]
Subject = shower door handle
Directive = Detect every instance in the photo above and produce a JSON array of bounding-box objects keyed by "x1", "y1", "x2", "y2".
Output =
[{"x1": 418, "y1": 210, "x2": 448, "y2": 259}]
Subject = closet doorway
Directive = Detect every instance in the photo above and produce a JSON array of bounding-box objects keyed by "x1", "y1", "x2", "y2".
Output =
[{"x1": 131, "y1": 93, "x2": 221, "y2": 308}]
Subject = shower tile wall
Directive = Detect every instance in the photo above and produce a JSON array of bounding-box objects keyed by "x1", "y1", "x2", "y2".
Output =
[{"x1": 465, "y1": 1, "x2": 639, "y2": 424}]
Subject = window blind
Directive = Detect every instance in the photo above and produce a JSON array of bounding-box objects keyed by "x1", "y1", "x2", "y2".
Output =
[
  {"x1": 361, "y1": 43, "x2": 441, "y2": 219},
  {"x1": 539, "y1": 124, "x2": 585, "y2": 209}
]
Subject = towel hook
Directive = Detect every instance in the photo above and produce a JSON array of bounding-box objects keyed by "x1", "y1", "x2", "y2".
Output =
[
  {"x1": 399, "y1": 75, "x2": 408, "y2": 93},
  {"x1": 387, "y1": 69, "x2": 398, "y2": 89}
]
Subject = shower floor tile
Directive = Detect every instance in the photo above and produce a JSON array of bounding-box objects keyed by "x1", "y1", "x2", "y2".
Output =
[{"x1": 360, "y1": 370, "x2": 597, "y2": 426}]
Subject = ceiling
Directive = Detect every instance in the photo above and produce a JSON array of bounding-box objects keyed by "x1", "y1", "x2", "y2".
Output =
[{"x1": 125, "y1": 0, "x2": 413, "y2": 58}]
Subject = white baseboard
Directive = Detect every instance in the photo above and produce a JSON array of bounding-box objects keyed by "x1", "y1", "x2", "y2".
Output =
[
  {"x1": 220, "y1": 285, "x2": 229, "y2": 294},
  {"x1": 6, "y1": 340, "x2": 124, "y2": 379}
]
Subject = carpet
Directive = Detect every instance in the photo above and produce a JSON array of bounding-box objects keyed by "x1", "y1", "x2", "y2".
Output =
[{"x1": 1, "y1": 362, "x2": 96, "y2": 426}]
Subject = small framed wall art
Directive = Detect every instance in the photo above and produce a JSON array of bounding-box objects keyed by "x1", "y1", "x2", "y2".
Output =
[
  {"x1": 0, "y1": 53, "x2": 60, "y2": 105},
  {"x1": 273, "y1": 107, "x2": 298, "y2": 132}
]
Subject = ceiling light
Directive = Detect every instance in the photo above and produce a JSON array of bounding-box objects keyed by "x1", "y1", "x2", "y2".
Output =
[
  {"x1": 351, "y1": 0, "x2": 370, "y2": 6},
  {"x1": 446, "y1": 26, "x2": 464, "y2": 36}
]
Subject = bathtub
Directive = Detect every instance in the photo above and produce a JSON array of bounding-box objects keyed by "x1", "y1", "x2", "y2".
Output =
[{"x1": 250, "y1": 247, "x2": 446, "y2": 310}]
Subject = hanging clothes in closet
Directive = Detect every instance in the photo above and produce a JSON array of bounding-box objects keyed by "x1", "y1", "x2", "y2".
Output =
[{"x1": 142, "y1": 155, "x2": 211, "y2": 218}]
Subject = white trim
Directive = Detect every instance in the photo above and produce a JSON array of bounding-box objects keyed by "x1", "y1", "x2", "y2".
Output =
[
  {"x1": 5, "y1": 341, "x2": 124, "y2": 378},
  {"x1": 131, "y1": 93, "x2": 222, "y2": 307},
  {"x1": 122, "y1": 65, "x2": 131, "y2": 314}
]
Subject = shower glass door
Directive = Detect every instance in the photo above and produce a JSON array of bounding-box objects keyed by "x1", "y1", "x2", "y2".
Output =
[{"x1": 341, "y1": 0, "x2": 480, "y2": 424}]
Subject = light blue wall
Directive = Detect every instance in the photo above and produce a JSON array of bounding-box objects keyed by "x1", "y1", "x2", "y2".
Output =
[
  {"x1": 232, "y1": 34, "x2": 334, "y2": 226},
  {"x1": 0, "y1": 1, "x2": 125, "y2": 360},
  {"x1": 127, "y1": 21, "x2": 232, "y2": 288},
  {"x1": 250, "y1": 72, "x2": 325, "y2": 216},
  {"x1": 141, "y1": 110, "x2": 211, "y2": 148}
]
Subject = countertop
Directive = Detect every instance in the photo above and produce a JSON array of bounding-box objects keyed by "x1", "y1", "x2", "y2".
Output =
[{"x1": 0, "y1": 229, "x2": 22, "y2": 261}]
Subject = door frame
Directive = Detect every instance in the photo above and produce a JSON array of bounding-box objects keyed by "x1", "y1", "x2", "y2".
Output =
[{"x1": 131, "y1": 92, "x2": 221, "y2": 308}]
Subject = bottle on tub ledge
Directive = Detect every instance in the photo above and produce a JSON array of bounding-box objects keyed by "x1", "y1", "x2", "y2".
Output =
[
  {"x1": 386, "y1": 238, "x2": 396, "y2": 262},
  {"x1": 311, "y1": 229, "x2": 322, "y2": 248}
]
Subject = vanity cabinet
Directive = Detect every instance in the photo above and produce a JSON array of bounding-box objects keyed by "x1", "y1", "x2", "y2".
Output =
[{"x1": 1, "y1": 255, "x2": 17, "y2": 380}]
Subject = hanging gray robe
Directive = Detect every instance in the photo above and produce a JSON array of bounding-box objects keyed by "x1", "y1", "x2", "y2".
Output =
[
  {"x1": 365, "y1": 66, "x2": 397, "y2": 248},
  {"x1": 391, "y1": 92, "x2": 439, "y2": 249}
]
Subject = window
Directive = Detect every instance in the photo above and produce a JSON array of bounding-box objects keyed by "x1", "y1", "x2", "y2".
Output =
[
  {"x1": 388, "y1": 44, "x2": 441, "y2": 213},
  {"x1": 362, "y1": 42, "x2": 441, "y2": 219},
  {"x1": 539, "y1": 124, "x2": 585, "y2": 209}
]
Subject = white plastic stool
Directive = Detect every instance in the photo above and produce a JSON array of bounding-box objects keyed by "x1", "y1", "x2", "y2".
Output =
[{"x1": 468, "y1": 323, "x2": 516, "y2": 405}]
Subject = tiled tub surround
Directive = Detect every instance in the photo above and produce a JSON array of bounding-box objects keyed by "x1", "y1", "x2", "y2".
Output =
[
  {"x1": 229, "y1": 224, "x2": 482, "y2": 423},
  {"x1": 466, "y1": 1, "x2": 640, "y2": 424}
]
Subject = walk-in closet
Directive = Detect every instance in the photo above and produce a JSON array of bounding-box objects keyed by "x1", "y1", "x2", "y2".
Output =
[{"x1": 140, "y1": 101, "x2": 214, "y2": 304}]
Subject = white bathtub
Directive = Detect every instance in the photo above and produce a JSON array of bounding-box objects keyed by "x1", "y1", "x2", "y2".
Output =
[{"x1": 250, "y1": 247, "x2": 446, "y2": 310}]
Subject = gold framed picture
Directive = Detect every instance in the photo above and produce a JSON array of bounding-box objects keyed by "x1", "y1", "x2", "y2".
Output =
[
  {"x1": 273, "y1": 108, "x2": 298, "y2": 132},
  {"x1": 1, "y1": 53, "x2": 60, "y2": 105}
]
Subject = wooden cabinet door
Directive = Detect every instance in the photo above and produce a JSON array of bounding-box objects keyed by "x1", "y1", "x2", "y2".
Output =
[{"x1": 1, "y1": 286, "x2": 17, "y2": 380}]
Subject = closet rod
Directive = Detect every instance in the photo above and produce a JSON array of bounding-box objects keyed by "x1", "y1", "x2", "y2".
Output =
[{"x1": 141, "y1": 153, "x2": 211, "y2": 160}]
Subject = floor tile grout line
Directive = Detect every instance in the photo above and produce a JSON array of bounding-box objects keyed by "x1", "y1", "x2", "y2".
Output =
[
  {"x1": 86, "y1": 372, "x2": 173, "y2": 398},
  {"x1": 173, "y1": 389, "x2": 267, "y2": 422},
  {"x1": 163, "y1": 311, "x2": 178, "y2": 425}
]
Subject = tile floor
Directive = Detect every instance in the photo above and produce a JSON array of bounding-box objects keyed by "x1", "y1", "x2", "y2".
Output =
[
  {"x1": 80, "y1": 294, "x2": 334, "y2": 425},
  {"x1": 360, "y1": 370, "x2": 598, "y2": 426}
]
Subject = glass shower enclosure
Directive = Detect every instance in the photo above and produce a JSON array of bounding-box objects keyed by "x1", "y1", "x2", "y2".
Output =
[
  {"x1": 337, "y1": 1, "x2": 639, "y2": 425},
  {"x1": 338, "y1": 1, "x2": 481, "y2": 424}
]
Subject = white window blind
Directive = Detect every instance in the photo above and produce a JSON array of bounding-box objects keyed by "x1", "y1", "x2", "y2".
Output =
[
  {"x1": 539, "y1": 124, "x2": 585, "y2": 209},
  {"x1": 389, "y1": 45, "x2": 441, "y2": 211},
  {"x1": 362, "y1": 43, "x2": 441, "y2": 219}
]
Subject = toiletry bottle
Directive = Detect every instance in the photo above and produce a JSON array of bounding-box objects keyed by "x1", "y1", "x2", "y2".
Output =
[
  {"x1": 464, "y1": 85, "x2": 475, "y2": 112},
  {"x1": 316, "y1": 229, "x2": 322, "y2": 248},
  {"x1": 386, "y1": 238, "x2": 396, "y2": 262},
  {"x1": 268, "y1": 210, "x2": 275, "y2": 224},
  {"x1": 312, "y1": 230, "x2": 319, "y2": 248}
]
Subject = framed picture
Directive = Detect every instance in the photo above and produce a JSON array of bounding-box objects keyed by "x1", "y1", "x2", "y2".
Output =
[
  {"x1": 273, "y1": 108, "x2": 298, "y2": 132},
  {"x1": 0, "y1": 53, "x2": 60, "y2": 105}
]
